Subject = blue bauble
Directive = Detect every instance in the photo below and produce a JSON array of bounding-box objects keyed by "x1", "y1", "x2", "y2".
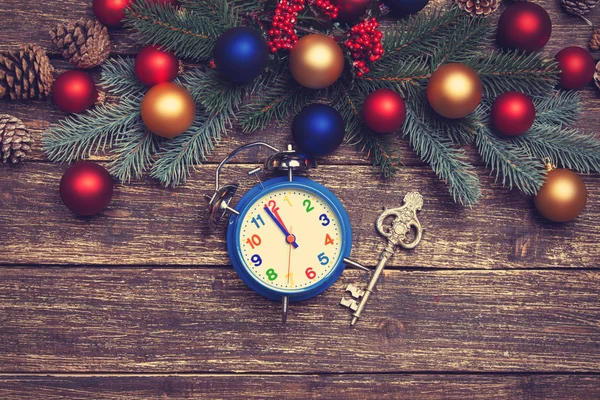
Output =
[
  {"x1": 384, "y1": 0, "x2": 429, "y2": 15},
  {"x1": 214, "y1": 27, "x2": 269, "y2": 84},
  {"x1": 292, "y1": 104, "x2": 345, "y2": 158}
]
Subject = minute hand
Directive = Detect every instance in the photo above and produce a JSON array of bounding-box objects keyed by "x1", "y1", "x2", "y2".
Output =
[{"x1": 263, "y1": 205, "x2": 299, "y2": 248}]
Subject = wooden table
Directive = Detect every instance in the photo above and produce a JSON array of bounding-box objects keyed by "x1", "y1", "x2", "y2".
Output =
[{"x1": 1, "y1": 0, "x2": 599, "y2": 398}]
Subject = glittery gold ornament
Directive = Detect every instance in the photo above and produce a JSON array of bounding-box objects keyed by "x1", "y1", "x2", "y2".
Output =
[
  {"x1": 141, "y1": 82, "x2": 195, "y2": 139},
  {"x1": 289, "y1": 34, "x2": 345, "y2": 89},
  {"x1": 426, "y1": 63, "x2": 482, "y2": 119},
  {"x1": 534, "y1": 164, "x2": 587, "y2": 222}
]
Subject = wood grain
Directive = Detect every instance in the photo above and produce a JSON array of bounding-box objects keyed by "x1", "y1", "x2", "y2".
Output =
[
  {"x1": 1, "y1": 374, "x2": 599, "y2": 399},
  {"x1": 0, "y1": 163, "x2": 598, "y2": 268},
  {"x1": 0, "y1": 267, "x2": 599, "y2": 373}
]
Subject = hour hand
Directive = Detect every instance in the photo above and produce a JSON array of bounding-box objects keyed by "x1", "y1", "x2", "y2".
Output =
[{"x1": 263, "y1": 205, "x2": 298, "y2": 248}]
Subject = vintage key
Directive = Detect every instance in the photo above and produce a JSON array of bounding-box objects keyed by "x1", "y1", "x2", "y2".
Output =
[{"x1": 341, "y1": 192, "x2": 424, "y2": 325}]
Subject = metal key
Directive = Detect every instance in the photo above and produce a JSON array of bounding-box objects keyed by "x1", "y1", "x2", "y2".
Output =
[{"x1": 341, "y1": 192, "x2": 424, "y2": 325}]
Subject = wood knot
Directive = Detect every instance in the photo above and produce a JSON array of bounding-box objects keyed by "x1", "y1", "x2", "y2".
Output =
[{"x1": 379, "y1": 319, "x2": 404, "y2": 339}]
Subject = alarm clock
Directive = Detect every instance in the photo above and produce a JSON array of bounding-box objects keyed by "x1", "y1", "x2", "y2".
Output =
[{"x1": 206, "y1": 142, "x2": 367, "y2": 323}]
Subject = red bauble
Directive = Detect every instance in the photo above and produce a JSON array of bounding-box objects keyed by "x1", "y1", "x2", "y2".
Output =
[
  {"x1": 135, "y1": 46, "x2": 179, "y2": 86},
  {"x1": 93, "y1": 0, "x2": 132, "y2": 28},
  {"x1": 60, "y1": 162, "x2": 114, "y2": 216},
  {"x1": 362, "y1": 89, "x2": 406, "y2": 134},
  {"x1": 555, "y1": 46, "x2": 596, "y2": 90},
  {"x1": 497, "y1": 2, "x2": 552, "y2": 52},
  {"x1": 53, "y1": 70, "x2": 98, "y2": 114},
  {"x1": 491, "y1": 92, "x2": 536, "y2": 136},
  {"x1": 332, "y1": 0, "x2": 373, "y2": 22}
]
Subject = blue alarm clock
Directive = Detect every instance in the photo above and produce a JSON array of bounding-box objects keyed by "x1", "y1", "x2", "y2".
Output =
[{"x1": 206, "y1": 142, "x2": 363, "y2": 323}]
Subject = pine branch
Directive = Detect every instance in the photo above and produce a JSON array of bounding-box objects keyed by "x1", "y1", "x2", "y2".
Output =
[
  {"x1": 183, "y1": 68, "x2": 247, "y2": 115},
  {"x1": 512, "y1": 126, "x2": 600, "y2": 174},
  {"x1": 100, "y1": 57, "x2": 147, "y2": 98},
  {"x1": 125, "y1": 1, "x2": 230, "y2": 61},
  {"x1": 108, "y1": 127, "x2": 161, "y2": 183},
  {"x1": 150, "y1": 113, "x2": 228, "y2": 186},
  {"x1": 532, "y1": 91, "x2": 581, "y2": 127},
  {"x1": 404, "y1": 105, "x2": 482, "y2": 206},
  {"x1": 474, "y1": 51, "x2": 559, "y2": 98},
  {"x1": 431, "y1": 15, "x2": 490, "y2": 68},
  {"x1": 475, "y1": 122, "x2": 545, "y2": 195},
  {"x1": 43, "y1": 98, "x2": 141, "y2": 163}
]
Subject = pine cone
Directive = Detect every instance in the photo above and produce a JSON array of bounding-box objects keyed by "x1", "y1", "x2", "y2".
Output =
[
  {"x1": 50, "y1": 19, "x2": 111, "y2": 69},
  {"x1": 590, "y1": 27, "x2": 600, "y2": 51},
  {"x1": 594, "y1": 61, "x2": 600, "y2": 91},
  {"x1": 0, "y1": 114, "x2": 33, "y2": 164},
  {"x1": 561, "y1": 0, "x2": 599, "y2": 15},
  {"x1": 456, "y1": 0, "x2": 500, "y2": 17},
  {"x1": 0, "y1": 44, "x2": 54, "y2": 100}
]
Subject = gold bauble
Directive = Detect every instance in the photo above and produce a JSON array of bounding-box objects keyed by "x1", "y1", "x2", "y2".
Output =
[
  {"x1": 534, "y1": 168, "x2": 587, "y2": 222},
  {"x1": 426, "y1": 63, "x2": 483, "y2": 119},
  {"x1": 289, "y1": 34, "x2": 345, "y2": 89},
  {"x1": 141, "y1": 82, "x2": 195, "y2": 139}
]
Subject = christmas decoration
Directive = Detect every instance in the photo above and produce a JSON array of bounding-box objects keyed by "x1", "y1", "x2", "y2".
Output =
[
  {"x1": 214, "y1": 27, "x2": 269, "y2": 84},
  {"x1": 50, "y1": 19, "x2": 111, "y2": 69},
  {"x1": 290, "y1": 34, "x2": 344, "y2": 89},
  {"x1": 0, "y1": 114, "x2": 33, "y2": 164},
  {"x1": 456, "y1": 0, "x2": 499, "y2": 17},
  {"x1": 491, "y1": 92, "x2": 536, "y2": 136},
  {"x1": 93, "y1": 0, "x2": 132, "y2": 28},
  {"x1": 362, "y1": 89, "x2": 406, "y2": 134},
  {"x1": 497, "y1": 2, "x2": 552, "y2": 52},
  {"x1": 561, "y1": 0, "x2": 599, "y2": 16},
  {"x1": 332, "y1": 0, "x2": 373, "y2": 23},
  {"x1": 141, "y1": 82, "x2": 195, "y2": 138},
  {"x1": 384, "y1": 0, "x2": 430, "y2": 15},
  {"x1": 292, "y1": 104, "x2": 345, "y2": 157},
  {"x1": 60, "y1": 162, "x2": 114, "y2": 216},
  {"x1": 135, "y1": 45, "x2": 179, "y2": 86},
  {"x1": 53, "y1": 70, "x2": 98, "y2": 114},
  {"x1": 0, "y1": 44, "x2": 53, "y2": 100},
  {"x1": 534, "y1": 165, "x2": 587, "y2": 222},
  {"x1": 590, "y1": 27, "x2": 600, "y2": 51},
  {"x1": 427, "y1": 63, "x2": 482, "y2": 119},
  {"x1": 555, "y1": 46, "x2": 595, "y2": 90},
  {"x1": 44, "y1": 4, "x2": 600, "y2": 207},
  {"x1": 594, "y1": 61, "x2": 600, "y2": 90},
  {"x1": 344, "y1": 18, "x2": 384, "y2": 77}
]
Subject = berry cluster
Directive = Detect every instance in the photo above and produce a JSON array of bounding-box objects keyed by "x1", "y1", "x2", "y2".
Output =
[
  {"x1": 267, "y1": 0, "x2": 339, "y2": 53},
  {"x1": 344, "y1": 18, "x2": 384, "y2": 77}
]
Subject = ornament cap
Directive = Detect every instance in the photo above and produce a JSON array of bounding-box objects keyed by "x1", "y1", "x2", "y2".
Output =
[{"x1": 544, "y1": 158, "x2": 556, "y2": 172}]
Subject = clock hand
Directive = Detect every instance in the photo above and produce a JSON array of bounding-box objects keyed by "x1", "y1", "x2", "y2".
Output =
[
  {"x1": 263, "y1": 205, "x2": 299, "y2": 248},
  {"x1": 287, "y1": 226, "x2": 292, "y2": 286}
]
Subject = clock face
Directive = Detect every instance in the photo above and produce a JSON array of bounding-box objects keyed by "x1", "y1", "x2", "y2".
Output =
[{"x1": 237, "y1": 187, "x2": 344, "y2": 293}]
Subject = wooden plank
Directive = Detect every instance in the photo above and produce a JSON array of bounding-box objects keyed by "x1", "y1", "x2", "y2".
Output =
[
  {"x1": 1, "y1": 374, "x2": 599, "y2": 399},
  {"x1": 0, "y1": 267, "x2": 599, "y2": 373},
  {"x1": 0, "y1": 163, "x2": 598, "y2": 268}
]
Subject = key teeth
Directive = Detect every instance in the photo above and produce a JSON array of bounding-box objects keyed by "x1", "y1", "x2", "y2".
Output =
[
  {"x1": 345, "y1": 284, "x2": 365, "y2": 299},
  {"x1": 340, "y1": 297, "x2": 359, "y2": 311}
]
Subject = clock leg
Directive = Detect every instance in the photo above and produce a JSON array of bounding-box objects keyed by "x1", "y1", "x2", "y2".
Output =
[
  {"x1": 343, "y1": 257, "x2": 371, "y2": 272},
  {"x1": 282, "y1": 295, "x2": 289, "y2": 324}
]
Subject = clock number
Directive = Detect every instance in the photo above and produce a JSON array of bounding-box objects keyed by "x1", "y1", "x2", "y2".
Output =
[
  {"x1": 318, "y1": 252, "x2": 329, "y2": 265},
  {"x1": 251, "y1": 215, "x2": 265, "y2": 229},
  {"x1": 305, "y1": 267, "x2": 316, "y2": 280},
  {"x1": 284, "y1": 195, "x2": 293, "y2": 207},
  {"x1": 245, "y1": 234, "x2": 262, "y2": 249},
  {"x1": 303, "y1": 199, "x2": 314, "y2": 213},
  {"x1": 325, "y1": 234, "x2": 334, "y2": 246},
  {"x1": 266, "y1": 268, "x2": 278, "y2": 281},
  {"x1": 267, "y1": 200, "x2": 280, "y2": 213},
  {"x1": 250, "y1": 254, "x2": 262, "y2": 267},
  {"x1": 319, "y1": 213, "x2": 330, "y2": 226}
]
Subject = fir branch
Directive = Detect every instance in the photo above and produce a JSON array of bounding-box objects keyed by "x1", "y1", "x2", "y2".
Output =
[
  {"x1": 532, "y1": 91, "x2": 581, "y2": 127},
  {"x1": 431, "y1": 15, "x2": 490, "y2": 68},
  {"x1": 183, "y1": 68, "x2": 247, "y2": 115},
  {"x1": 475, "y1": 122, "x2": 545, "y2": 195},
  {"x1": 150, "y1": 113, "x2": 228, "y2": 186},
  {"x1": 43, "y1": 98, "x2": 141, "y2": 163},
  {"x1": 125, "y1": 1, "x2": 229, "y2": 61},
  {"x1": 100, "y1": 57, "x2": 147, "y2": 98},
  {"x1": 357, "y1": 57, "x2": 430, "y2": 92},
  {"x1": 239, "y1": 67, "x2": 317, "y2": 132},
  {"x1": 404, "y1": 105, "x2": 481, "y2": 206},
  {"x1": 474, "y1": 51, "x2": 559, "y2": 98},
  {"x1": 109, "y1": 127, "x2": 161, "y2": 183},
  {"x1": 512, "y1": 126, "x2": 600, "y2": 174}
]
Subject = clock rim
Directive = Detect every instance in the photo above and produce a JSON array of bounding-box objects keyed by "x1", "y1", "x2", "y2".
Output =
[{"x1": 227, "y1": 176, "x2": 353, "y2": 302}]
